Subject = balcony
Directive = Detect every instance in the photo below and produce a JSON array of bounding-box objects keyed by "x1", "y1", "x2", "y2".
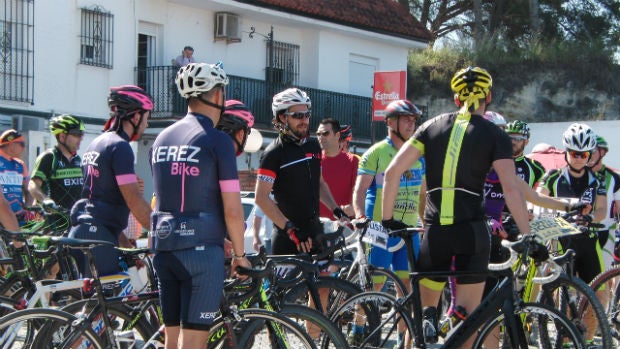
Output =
[{"x1": 135, "y1": 65, "x2": 382, "y2": 142}]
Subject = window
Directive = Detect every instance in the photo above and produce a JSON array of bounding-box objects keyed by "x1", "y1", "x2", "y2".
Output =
[
  {"x1": 0, "y1": 0, "x2": 34, "y2": 103},
  {"x1": 80, "y1": 6, "x2": 113, "y2": 68},
  {"x1": 266, "y1": 41, "x2": 299, "y2": 85}
]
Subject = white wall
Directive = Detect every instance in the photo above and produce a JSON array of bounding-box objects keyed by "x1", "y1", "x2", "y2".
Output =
[{"x1": 527, "y1": 120, "x2": 620, "y2": 169}]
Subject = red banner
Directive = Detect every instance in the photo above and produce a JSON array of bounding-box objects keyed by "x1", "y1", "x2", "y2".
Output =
[{"x1": 372, "y1": 71, "x2": 406, "y2": 121}]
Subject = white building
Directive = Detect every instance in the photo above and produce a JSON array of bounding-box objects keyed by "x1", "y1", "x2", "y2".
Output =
[{"x1": 0, "y1": 0, "x2": 431, "y2": 198}]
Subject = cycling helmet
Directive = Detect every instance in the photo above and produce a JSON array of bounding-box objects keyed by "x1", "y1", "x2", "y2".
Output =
[
  {"x1": 505, "y1": 120, "x2": 530, "y2": 139},
  {"x1": 384, "y1": 100, "x2": 421, "y2": 119},
  {"x1": 108, "y1": 85, "x2": 153, "y2": 115},
  {"x1": 483, "y1": 111, "x2": 507, "y2": 127},
  {"x1": 271, "y1": 88, "x2": 311, "y2": 117},
  {"x1": 217, "y1": 100, "x2": 255, "y2": 156},
  {"x1": 596, "y1": 135, "x2": 608, "y2": 150},
  {"x1": 175, "y1": 62, "x2": 229, "y2": 99},
  {"x1": 340, "y1": 124, "x2": 353, "y2": 142},
  {"x1": 451, "y1": 66, "x2": 493, "y2": 96},
  {"x1": 562, "y1": 123, "x2": 597, "y2": 152},
  {"x1": 49, "y1": 114, "x2": 85, "y2": 136}
]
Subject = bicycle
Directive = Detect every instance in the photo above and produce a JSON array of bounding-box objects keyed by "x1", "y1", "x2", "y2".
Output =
[{"x1": 330, "y1": 223, "x2": 586, "y2": 348}]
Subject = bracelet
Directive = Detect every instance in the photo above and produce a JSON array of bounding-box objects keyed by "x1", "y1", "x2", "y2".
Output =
[{"x1": 232, "y1": 252, "x2": 246, "y2": 259}]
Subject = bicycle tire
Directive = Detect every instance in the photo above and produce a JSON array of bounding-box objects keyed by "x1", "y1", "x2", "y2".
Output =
[
  {"x1": 344, "y1": 262, "x2": 408, "y2": 298},
  {"x1": 0, "y1": 308, "x2": 104, "y2": 349},
  {"x1": 61, "y1": 298, "x2": 159, "y2": 346},
  {"x1": 279, "y1": 304, "x2": 349, "y2": 349},
  {"x1": 473, "y1": 302, "x2": 585, "y2": 349},
  {"x1": 282, "y1": 275, "x2": 361, "y2": 317},
  {"x1": 584, "y1": 265, "x2": 620, "y2": 346},
  {"x1": 208, "y1": 308, "x2": 316, "y2": 349},
  {"x1": 329, "y1": 291, "x2": 413, "y2": 348},
  {"x1": 537, "y1": 273, "x2": 612, "y2": 349}
]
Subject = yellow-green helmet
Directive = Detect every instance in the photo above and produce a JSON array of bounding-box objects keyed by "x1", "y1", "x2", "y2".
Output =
[
  {"x1": 596, "y1": 135, "x2": 608, "y2": 150},
  {"x1": 450, "y1": 66, "x2": 493, "y2": 96},
  {"x1": 49, "y1": 114, "x2": 85, "y2": 136},
  {"x1": 505, "y1": 120, "x2": 530, "y2": 139}
]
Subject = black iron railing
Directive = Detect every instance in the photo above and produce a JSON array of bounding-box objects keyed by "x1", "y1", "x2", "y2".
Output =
[{"x1": 134, "y1": 65, "x2": 378, "y2": 140}]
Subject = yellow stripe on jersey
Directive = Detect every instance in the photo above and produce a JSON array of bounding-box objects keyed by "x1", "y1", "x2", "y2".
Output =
[{"x1": 440, "y1": 113, "x2": 471, "y2": 225}]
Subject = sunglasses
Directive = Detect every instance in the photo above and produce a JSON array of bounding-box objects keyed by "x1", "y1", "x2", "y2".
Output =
[
  {"x1": 68, "y1": 130, "x2": 84, "y2": 137},
  {"x1": 316, "y1": 131, "x2": 331, "y2": 137},
  {"x1": 568, "y1": 150, "x2": 591, "y2": 159},
  {"x1": 509, "y1": 135, "x2": 528, "y2": 141},
  {"x1": 284, "y1": 111, "x2": 311, "y2": 120}
]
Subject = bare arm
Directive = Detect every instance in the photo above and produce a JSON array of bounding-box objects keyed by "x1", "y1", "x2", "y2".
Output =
[
  {"x1": 119, "y1": 182, "x2": 152, "y2": 229},
  {"x1": 319, "y1": 175, "x2": 339, "y2": 215},
  {"x1": 255, "y1": 180, "x2": 288, "y2": 230},
  {"x1": 353, "y1": 174, "x2": 373, "y2": 218},
  {"x1": 0, "y1": 194, "x2": 18, "y2": 231},
  {"x1": 28, "y1": 178, "x2": 47, "y2": 204},
  {"x1": 382, "y1": 144, "x2": 421, "y2": 220},
  {"x1": 494, "y1": 159, "x2": 530, "y2": 234},
  {"x1": 252, "y1": 214, "x2": 263, "y2": 251},
  {"x1": 592, "y1": 194, "x2": 607, "y2": 222},
  {"x1": 221, "y1": 191, "x2": 246, "y2": 257}
]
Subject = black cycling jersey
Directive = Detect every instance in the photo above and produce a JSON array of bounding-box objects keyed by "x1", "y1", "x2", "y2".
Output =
[
  {"x1": 409, "y1": 112, "x2": 512, "y2": 225},
  {"x1": 257, "y1": 136, "x2": 322, "y2": 235},
  {"x1": 539, "y1": 167, "x2": 605, "y2": 204},
  {"x1": 514, "y1": 155, "x2": 545, "y2": 187},
  {"x1": 31, "y1": 147, "x2": 83, "y2": 209}
]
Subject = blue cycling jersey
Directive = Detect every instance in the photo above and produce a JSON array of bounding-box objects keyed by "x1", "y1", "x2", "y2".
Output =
[
  {"x1": 150, "y1": 113, "x2": 239, "y2": 251},
  {"x1": 79, "y1": 131, "x2": 136, "y2": 231}
]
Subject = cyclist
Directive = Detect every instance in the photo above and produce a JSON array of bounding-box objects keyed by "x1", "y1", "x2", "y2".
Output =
[
  {"x1": 69, "y1": 85, "x2": 153, "y2": 278},
  {"x1": 29, "y1": 114, "x2": 85, "y2": 219},
  {"x1": 317, "y1": 118, "x2": 358, "y2": 219},
  {"x1": 255, "y1": 88, "x2": 346, "y2": 256},
  {"x1": 151, "y1": 63, "x2": 250, "y2": 349},
  {"x1": 587, "y1": 135, "x2": 620, "y2": 267},
  {"x1": 0, "y1": 129, "x2": 31, "y2": 225},
  {"x1": 216, "y1": 99, "x2": 255, "y2": 156},
  {"x1": 505, "y1": 120, "x2": 546, "y2": 188},
  {"x1": 537, "y1": 123, "x2": 606, "y2": 284},
  {"x1": 382, "y1": 66, "x2": 531, "y2": 347},
  {"x1": 353, "y1": 99, "x2": 424, "y2": 289}
]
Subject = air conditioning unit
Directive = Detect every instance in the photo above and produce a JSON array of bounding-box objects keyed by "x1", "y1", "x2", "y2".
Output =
[
  {"x1": 14, "y1": 115, "x2": 47, "y2": 131},
  {"x1": 214, "y1": 12, "x2": 240, "y2": 43}
]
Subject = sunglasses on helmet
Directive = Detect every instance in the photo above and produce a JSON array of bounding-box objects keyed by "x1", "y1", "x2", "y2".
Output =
[{"x1": 568, "y1": 150, "x2": 591, "y2": 159}]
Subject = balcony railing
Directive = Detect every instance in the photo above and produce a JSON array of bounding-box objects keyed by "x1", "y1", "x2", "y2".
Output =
[{"x1": 135, "y1": 65, "x2": 379, "y2": 141}]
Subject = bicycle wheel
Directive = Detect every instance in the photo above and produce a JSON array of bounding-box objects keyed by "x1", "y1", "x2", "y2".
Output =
[
  {"x1": 584, "y1": 265, "x2": 620, "y2": 347},
  {"x1": 473, "y1": 303, "x2": 585, "y2": 349},
  {"x1": 282, "y1": 276, "x2": 361, "y2": 317},
  {"x1": 0, "y1": 308, "x2": 104, "y2": 349},
  {"x1": 208, "y1": 308, "x2": 316, "y2": 349},
  {"x1": 279, "y1": 304, "x2": 348, "y2": 349},
  {"x1": 330, "y1": 291, "x2": 414, "y2": 348},
  {"x1": 61, "y1": 298, "x2": 159, "y2": 347},
  {"x1": 537, "y1": 273, "x2": 613, "y2": 348}
]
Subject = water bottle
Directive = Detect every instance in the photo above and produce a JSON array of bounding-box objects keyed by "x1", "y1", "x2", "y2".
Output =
[
  {"x1": 422, "y1": 306, "x2": 438, "y2": 343},
  {"x1": 438, "y1": 305, "x2": 467, "y2": 337}
]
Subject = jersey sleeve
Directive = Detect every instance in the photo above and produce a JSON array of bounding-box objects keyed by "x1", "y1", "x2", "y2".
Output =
[
  {"x1": 358, "y1": 145, "x2": 379, "y2": 176},
  {"x1": 112, "y1": 141, "x2": 137, "y2": 186},
  {"x1": 539, "y1": 169, "x2": 559, "y2": 196},
  {"x1": 257, "y1": 144, "x2": 280, "y2": 184},
  {"x1": 493, "y1": 130, "x2": 513, "y2": 161},
  {"x1": 31, "y1": 151, "x2": 54, "y2": 181},
  {"x1": 214, "y1": 132, "x2": 240, "y2": 192},
  {"x1": 530, "y1": 158, "x2": 546, "y2": 183}
]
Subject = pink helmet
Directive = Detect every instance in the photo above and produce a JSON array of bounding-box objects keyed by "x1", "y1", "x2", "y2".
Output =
[
  {"x1": 108, "y1": 85, "x2": 153, "y2": 113},
  {"x1": 223, "y1": 100, "x2": 254, "y2": 128}
]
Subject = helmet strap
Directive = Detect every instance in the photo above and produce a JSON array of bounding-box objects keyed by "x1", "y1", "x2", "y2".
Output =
[
  {"x1": 565, "y1": 153, "x2": 586, "y2": 175},
  {"x1": 198, "y1": 94, "x2": 225, "y2": 119}
]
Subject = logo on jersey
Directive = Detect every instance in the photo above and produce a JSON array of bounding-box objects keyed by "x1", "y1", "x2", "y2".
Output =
[
  {"x1": 580, "y1": 187, "x2": 594, "y2": 204},
  {"x1": 152, "y1": 145, "x2": 201, "y2": 177},
  {"x1": 82, "y1": 151, "x2": 100, "y2": 166},
  {"x1": 155, "y1": 220, "x2": 172, "y2": 239}
]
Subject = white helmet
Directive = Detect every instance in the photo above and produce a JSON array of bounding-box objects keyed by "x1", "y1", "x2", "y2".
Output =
[
  {"x1": 271, "y1": 88, "x2": 311, "y2": 117},
  {"x1": 483, "y1": 111, "x2": 507, "y2": 127},
  {"x1": 175, "y1": 62, "x2": 229, "y2": 99},
  {"x1": 562, "y1": 123, "x2": 597, "y2": 152}
]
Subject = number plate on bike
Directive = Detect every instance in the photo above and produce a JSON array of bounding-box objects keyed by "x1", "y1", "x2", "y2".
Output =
[
  {"x1": 362, "y1": 221, "x2": 389, "y2": 250},
  {"x1": 529, "y1": 217, "x2": 581, "y2": 242}
]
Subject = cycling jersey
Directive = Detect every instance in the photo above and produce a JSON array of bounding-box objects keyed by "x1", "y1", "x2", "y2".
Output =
[
  {"x1": 78, "y1": 131, "x2": 137, "y2": 231},
  {"x1": 483, "y1": 169, "x2": 504, "y2": 221},
  {"x1": 150, "y1": 113, "x2": 239, "y2": 251},
  {"x1": 514, "y1": 155, "x2": 545, "y2": 188},
  {"x1": 0, "y1": 155, "x2": 28, "y2": 221},
  {"x1": 593, "y1": 165, "x2": 620, "y2": 230},
  {"x1": 257, "y1": 136, "x2": 322, "y2": 234},
  {"x1": 31, "y1": 147, "x2": 83, "y2": 209},
  {"x1": 409, "y1": 112, "x2": 512, "y2": 225},
  {"x1": 358, "y1": 137, "x2": 425, "y2": 226},
  {"x1": 539, "y1": 166, "x2": 605, "y2": 283}
]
